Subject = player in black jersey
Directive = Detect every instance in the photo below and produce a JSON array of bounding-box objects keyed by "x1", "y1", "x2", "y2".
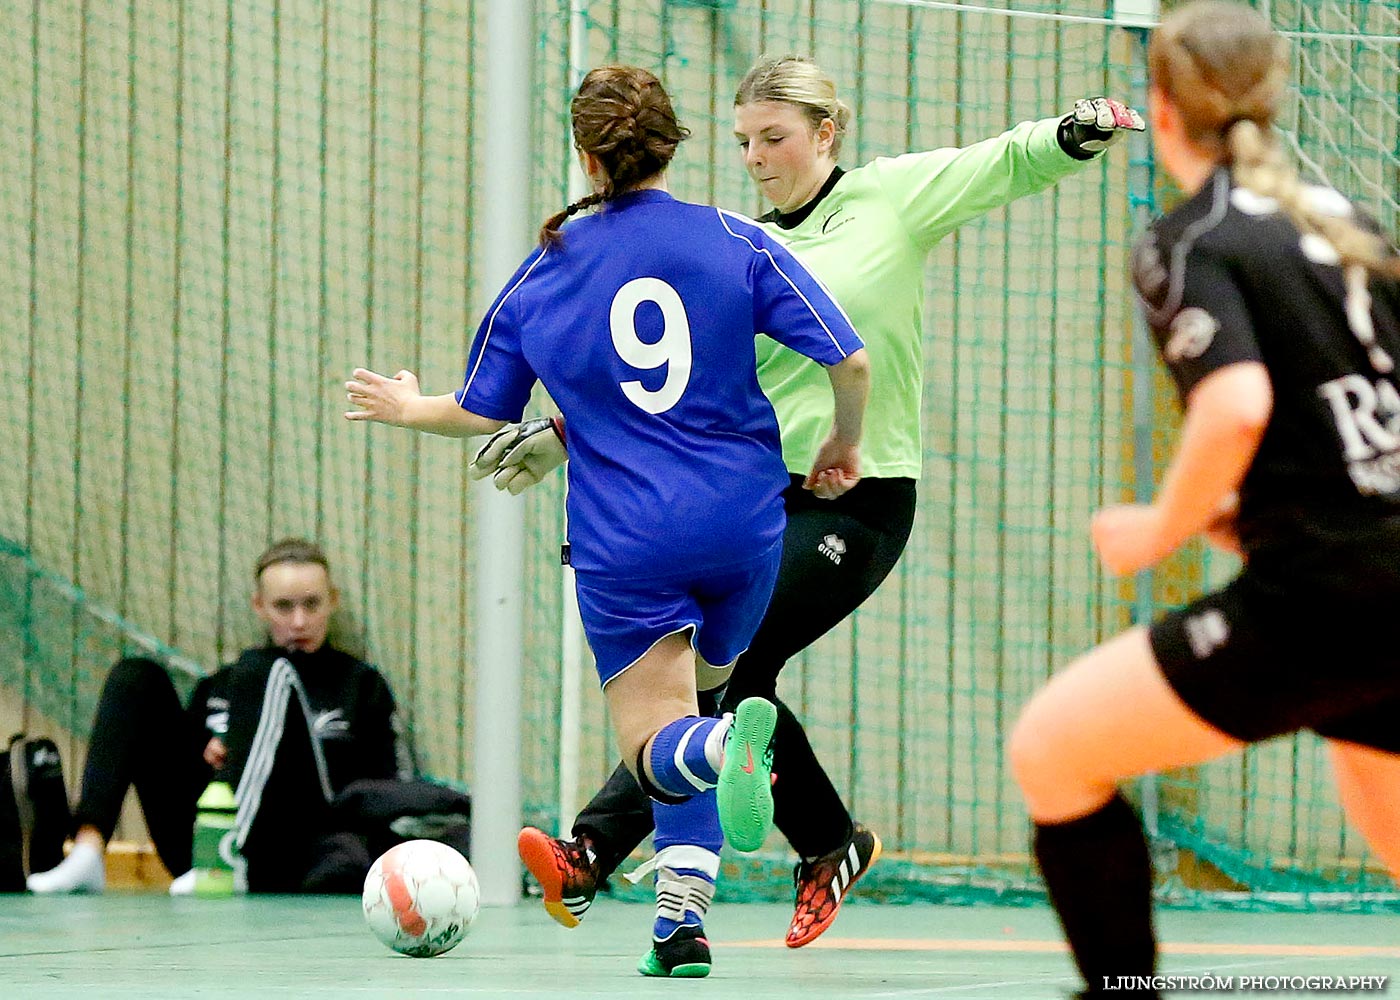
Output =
[{"x1": 1008, "y1": 2, "x2": 1400, "y2": 997}]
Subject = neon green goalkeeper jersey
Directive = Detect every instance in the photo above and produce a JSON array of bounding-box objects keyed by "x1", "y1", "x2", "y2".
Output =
[{"x1": 755, "y1": 116, "x2": 1089, "y2": 478}]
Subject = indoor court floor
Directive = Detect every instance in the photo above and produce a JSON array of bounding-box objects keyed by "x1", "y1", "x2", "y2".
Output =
[{"x1": 3, "y1": 895, "x2": 1399, "y2": 998}]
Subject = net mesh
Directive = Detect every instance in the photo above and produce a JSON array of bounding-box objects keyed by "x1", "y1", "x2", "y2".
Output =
[{"x1": 2, "y1": 0, "x2": 1398, "y2": 910}]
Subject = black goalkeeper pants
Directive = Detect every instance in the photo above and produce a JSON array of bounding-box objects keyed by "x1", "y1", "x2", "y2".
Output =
[
  {"x1": 73, "y1": 657, "x2": 211, "y2": 877},
  {"x1": 574, "y1": 475, "x2": 916, "y2": 875}
]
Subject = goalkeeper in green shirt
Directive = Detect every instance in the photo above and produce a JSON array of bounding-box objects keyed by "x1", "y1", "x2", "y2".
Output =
[{"x1": 477, "y1": 54, "x2": 1142, "y2": 947}]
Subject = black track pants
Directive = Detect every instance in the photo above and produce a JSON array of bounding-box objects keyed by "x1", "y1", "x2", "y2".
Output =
[{"x1": 72, "y1": 657, "x2": 211, "y2": 876}]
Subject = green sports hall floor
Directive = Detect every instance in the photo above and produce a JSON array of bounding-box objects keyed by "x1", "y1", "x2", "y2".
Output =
[{"x1": 3, "y1": 895, "x2": 1399, "y2": 998}]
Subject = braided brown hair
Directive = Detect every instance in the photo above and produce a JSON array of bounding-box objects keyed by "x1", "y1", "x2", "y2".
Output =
[{"x1": 539, "y1": 66, "x2": 690, "y2": 247}]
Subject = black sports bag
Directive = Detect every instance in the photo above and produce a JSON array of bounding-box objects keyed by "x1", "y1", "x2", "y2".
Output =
[{"x1": 0, "y1": 734, "x2": 71, "y2": 891}]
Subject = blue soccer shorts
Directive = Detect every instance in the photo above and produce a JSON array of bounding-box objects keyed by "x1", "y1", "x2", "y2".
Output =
[{"x1": 574, "y1": 539, "x2": 783, "y2": 688}]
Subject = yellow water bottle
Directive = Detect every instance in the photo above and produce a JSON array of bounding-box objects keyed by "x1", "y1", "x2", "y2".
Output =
[{"x1": 192, "y1": 781, "x2": 238, "y2": 897}]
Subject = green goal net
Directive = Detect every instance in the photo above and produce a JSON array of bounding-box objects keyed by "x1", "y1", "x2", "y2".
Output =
[{"x1": 2, "y1": 0, "x2": 1398, "y2": 910}]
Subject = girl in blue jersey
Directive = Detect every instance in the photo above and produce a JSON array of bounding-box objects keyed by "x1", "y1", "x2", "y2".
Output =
[
  {"x1": 1009, "y1": 4, "x2": 1400, "y2": 997},
  {"x1": 346, "y1": 66, "x2": 870, "y2": 978},
  {"x1": 482, "y1": 57, "x2": 1143, "y2": 948}
]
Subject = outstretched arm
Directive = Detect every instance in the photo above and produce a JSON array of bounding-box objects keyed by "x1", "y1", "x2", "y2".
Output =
[
  {"x1": 874, "y1": 97, "x2": 1144, "y2": 248},
  {"x1": 1056, "y1": 97, "x2": 1145, "y2": 160},
  {"x1": 345, "y1": 368, "x2": 505, "y2": 439}
]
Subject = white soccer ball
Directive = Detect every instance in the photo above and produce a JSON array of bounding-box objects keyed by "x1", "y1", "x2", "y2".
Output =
[{"x1": 362, "y1": 839, "x2": 480, "y2": 957}]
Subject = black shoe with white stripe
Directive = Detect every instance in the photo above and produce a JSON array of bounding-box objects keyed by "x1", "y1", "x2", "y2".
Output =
[
  {"x1": 517, "y1": 827, "x2": 600, "y2": 928},
  {"x1": 785, "y1": 823, "x2": 882, "y2": 948}
]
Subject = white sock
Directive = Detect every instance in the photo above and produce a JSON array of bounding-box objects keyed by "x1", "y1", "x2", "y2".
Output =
[
  {"x1": 168, "y1": 869, "x2": 196, "y2": 896},
  {"x1": 27, "y1": 842, "x2": 106, "y2": 894},
  {"x1": 703, "y1": 714, "x2": 733, "y2": 774}
]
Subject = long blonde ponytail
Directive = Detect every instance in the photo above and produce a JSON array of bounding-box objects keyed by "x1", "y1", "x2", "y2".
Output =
[{"x1": 1151, "y1": 0, "x2": 1400, "y2": 369}]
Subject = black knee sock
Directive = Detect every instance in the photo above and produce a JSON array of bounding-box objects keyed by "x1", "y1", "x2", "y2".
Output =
[
  {"x1": 1033, "y1": 793, "x2": 1157, "y2": 995},
  {"x1": 572, "y1": 760, "x2": 653, "y2": 879}
]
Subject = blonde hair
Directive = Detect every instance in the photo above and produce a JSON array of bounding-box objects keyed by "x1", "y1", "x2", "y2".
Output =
[
  {"x1": 1151, "y1": 0, "x2": 1400, "y2": 369},
  {"x1": 735, "y1": 55, "x2": 852, "y2": 158},
  {"x1": 539, "y1": 66, "x2": 690, "y2": 247}
]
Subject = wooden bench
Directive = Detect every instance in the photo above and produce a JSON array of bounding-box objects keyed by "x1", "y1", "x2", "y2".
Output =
[{"x1": 103, "y1": 841, "x2": 173, "y2": 891}]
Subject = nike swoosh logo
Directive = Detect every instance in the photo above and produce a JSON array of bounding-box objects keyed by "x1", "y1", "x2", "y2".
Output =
[
  {"x1": 821, "y1": 214, "x2": 852, "y2": 235},
  {"x1": 741, "y1": 745, "x2": 755, "y2": 774}
]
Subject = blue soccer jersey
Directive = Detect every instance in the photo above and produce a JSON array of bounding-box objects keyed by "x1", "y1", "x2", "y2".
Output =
[{"x1": 455, "y1": 189, "x2": 863, "y2": 576}]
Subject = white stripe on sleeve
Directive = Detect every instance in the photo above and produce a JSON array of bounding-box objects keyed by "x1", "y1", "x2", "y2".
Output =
[
  {"x1": 460, "y1": 247, "x2": 550, "y2": 400},
  {"x1": 716, "y1": 208, "x2": 857, "y2": 359}
]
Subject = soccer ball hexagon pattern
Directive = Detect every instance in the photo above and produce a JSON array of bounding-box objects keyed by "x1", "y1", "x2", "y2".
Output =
[{"x1": 362, "y1": 839, "x2": 481, "y2": 957}]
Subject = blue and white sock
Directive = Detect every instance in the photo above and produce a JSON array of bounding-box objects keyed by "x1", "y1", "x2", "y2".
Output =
[
  {"x1": 645, "y1": 790, "x2": 721, "y2": 940},
  {"x1": 645, "y1": 715, "x2": 730, "y2": 799}
]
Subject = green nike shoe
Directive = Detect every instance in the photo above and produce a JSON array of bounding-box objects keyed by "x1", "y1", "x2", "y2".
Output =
[{"x1": 716, "y1": 697, "x2": 777, "y2": 852}]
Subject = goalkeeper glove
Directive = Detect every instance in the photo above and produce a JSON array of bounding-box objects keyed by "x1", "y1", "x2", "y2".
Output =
[
  {"x1": 1058, "y1": 97, "x2": 1145, "y2": 160},
  {"x1": 468, "y1": 416, "x2": 567, "y2": 495}
]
